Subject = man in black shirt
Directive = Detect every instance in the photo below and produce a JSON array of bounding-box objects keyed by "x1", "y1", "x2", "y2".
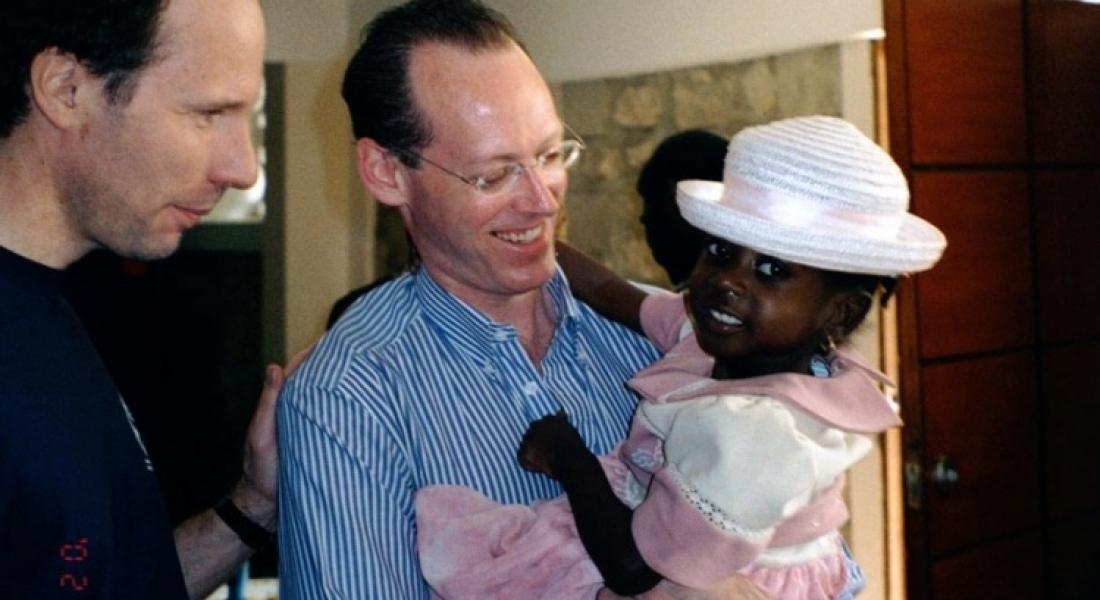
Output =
[{"x1": 0, "y1": 1, "x2": 292, "y2": 598}]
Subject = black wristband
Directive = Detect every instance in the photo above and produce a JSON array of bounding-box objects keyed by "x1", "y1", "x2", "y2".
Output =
[{"x1": 214, "y1": 497, "x2": 274, "y2": 550}]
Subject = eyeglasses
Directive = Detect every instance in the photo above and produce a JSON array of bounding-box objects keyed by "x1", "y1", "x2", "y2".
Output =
[{"x1": 397, "y1": 126, "x2": 586, "y2": 196}]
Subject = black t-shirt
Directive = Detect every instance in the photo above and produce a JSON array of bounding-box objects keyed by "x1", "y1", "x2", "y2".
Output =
[{"x1": 0, "y1": 246, "x2": 187, "y2": 599}]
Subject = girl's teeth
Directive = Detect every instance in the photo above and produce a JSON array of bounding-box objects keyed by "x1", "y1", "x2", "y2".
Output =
[
  {"x1": 496, "y1": 226, "x2": 541, "y2": 244},
  {"x1": 710, "y1": 309, "x2": 743, "y2": 326}
]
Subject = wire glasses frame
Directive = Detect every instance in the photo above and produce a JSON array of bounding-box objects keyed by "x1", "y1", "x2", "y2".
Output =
[{"x1": 397, "y1": 124, "x2": 586, "y2": 196}]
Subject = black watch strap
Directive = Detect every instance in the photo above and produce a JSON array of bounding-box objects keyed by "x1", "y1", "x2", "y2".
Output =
[{"x1": 214, "y1": 497, "x2": 274, "y2": 550}]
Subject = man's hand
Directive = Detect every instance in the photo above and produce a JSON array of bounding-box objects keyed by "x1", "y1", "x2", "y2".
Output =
[
  {"x1": 517, "y1": 410, "x2": 587, "y2": 478},
  {"x1": 597, "y1": 575, "x2": 772, "y2": 600},
  {"x1": 231, "y1": 345, "x2": 312, "y2": 529},
  {"x1": 175, "y1": 346, "x2": 313, "y2": 599}
]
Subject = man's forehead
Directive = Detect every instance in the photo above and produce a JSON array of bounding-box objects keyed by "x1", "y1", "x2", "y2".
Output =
[
  {"x1": 408, "y1": 41, "x2": 516, "y2": 94},
  {"x1": 154, "y1": 0, "x2": 264, "y2": 54},
  {"x1": 137, "y1": 0, "x2": 264, "y2": 93},
  {"x1": 407, "y1": 40, "x2": 552, "y2": 128}
]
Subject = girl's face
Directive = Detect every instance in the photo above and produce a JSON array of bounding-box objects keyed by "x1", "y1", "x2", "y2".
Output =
[{"x1": 686, "y1": 237, "x2": 846, "y2": 378}]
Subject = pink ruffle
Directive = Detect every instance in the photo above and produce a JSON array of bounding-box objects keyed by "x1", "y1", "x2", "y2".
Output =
[
  {"x1": 740, "y1": 535, "x2": 850, "y2": 600},
  {"x1": 416, "y1": 457, "x2": 852, "y2": 600},
  {"x1": 416, "y1": 485, "x2": 603, "y2": 599}
]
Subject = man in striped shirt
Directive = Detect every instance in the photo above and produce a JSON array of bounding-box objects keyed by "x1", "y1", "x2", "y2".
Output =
[{"x1": 277, "y1": 2, "x2": 766, "y2": 598}]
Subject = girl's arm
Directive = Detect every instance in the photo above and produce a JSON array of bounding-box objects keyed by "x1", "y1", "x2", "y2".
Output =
[
  {"x1": 556, "y1": 241, "x2": 646, "y2": 334},
  {"x1": 519, "y1": 412, "x2": 663, "y2": 596}
]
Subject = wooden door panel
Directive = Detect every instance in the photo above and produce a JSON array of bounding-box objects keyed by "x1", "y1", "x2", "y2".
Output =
[
  {"x1": 912, "y1": 172, "x2": 1033, "y2": 358},
  {"x1": 1035, "y1": 171, "x2": 1100, "y2": 343},
  {"x1": 889, "y1": 1, "x2": 1100, "y2": 597},
  {"x1": 1029, "y1": 1, "x2": 1100, "y2": 163},
  {"x1": 1047, "y1": 514, "x2": 1100, "y2": 599},
  {"x1": 922, "y1": 353, "x2": 1041, "y2": 554},
  {"x1": 905, "y1": 0, "x2": 1027, "y2": 164},
  {"x1": 931, "y1": 534, "x2": 1043, "y2": 600},
  {"x1": 1042, "y1": 342, "x2": 1100, "y2": 518}
]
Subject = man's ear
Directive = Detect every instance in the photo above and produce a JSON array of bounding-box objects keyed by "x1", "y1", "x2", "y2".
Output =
[
  {"x1": 28, "y1": 47, "x2": 94, "y2": 131},
  {"x1": 356, "y1": 137, "x2": 410, "y2": 208}
]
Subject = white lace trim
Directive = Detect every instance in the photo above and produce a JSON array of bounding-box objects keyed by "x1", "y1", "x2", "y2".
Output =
[
  {"x1": 671, "y1": 471, "x2": 773, "y2": 543},
  {"x1": 670, "y1": 470, "x2": 839, "y2": 565}
]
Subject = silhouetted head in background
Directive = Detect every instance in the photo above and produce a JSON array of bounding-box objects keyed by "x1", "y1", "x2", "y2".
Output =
[{"x1": 636, "y1": 129, "x2": 727, "y2": 287}]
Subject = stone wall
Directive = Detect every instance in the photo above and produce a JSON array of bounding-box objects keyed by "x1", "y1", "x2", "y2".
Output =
[{"x1": 373, "y1": 44, "x2": 842, "y2": 284}]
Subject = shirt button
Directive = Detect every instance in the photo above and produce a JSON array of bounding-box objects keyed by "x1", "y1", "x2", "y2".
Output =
[
  {"x1": 522, "y1": 381, "x2": 539, "y2": 396},
  {"x1": 493, "y1": 330, "x2": 510, "y2": 342}
]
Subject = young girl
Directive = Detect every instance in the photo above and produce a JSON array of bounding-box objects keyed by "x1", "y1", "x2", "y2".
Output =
[{"x1": 415, "y1": 116, "x2": 946, "y2": 599}]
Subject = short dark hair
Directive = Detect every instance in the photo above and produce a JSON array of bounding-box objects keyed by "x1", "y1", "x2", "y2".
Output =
[
  {"x1": 341, "y1": 0, "x2": 523, "y2": 166},
  {"x1": 0, "y1": 0, "x2": 167, "y2": 140}
]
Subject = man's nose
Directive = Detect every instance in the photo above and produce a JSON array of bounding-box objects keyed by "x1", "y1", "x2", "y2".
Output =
[
  {"x1": 211, "y1": 118, "x2": 258, "y2": 190},
  {"x1": 515, "y1": 164, "x2": 562, "y2": 213}
]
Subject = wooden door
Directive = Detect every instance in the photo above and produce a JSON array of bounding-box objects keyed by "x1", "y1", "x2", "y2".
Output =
[{"x1": 884, "y1": 1, "x2": 1100, "y2": 597}]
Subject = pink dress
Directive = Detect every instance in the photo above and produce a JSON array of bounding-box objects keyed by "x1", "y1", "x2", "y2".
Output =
[{"x1": 416, "y1": 292, "x2": 901, "y2": 599}]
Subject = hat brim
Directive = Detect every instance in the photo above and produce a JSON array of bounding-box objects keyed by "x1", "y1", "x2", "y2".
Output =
[{"x1": 677, "y1": 180, "x2": 946, "y2": 276}]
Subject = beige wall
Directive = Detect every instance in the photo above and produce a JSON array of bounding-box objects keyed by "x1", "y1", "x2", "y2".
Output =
[
  {"x1": 839, "y1": 39, "x2": 892, "y2": 600},
  {"x1": 264, "y1": 0, "x2": 354, "y2": 62},
  {"x1": 280, "y1": 59, "x2": 372, "y2": 355},
  {"x1": 264, "y1": 1, "x2": 372, "y2": 356}
]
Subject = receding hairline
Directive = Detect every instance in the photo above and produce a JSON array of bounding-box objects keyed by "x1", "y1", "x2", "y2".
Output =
[
  {"x1": 407, "y1": 36, "x2": 530, "y2": 72},
  {"x1": 113, "y1": 0, "x2": 264, "y2": 103},
  {"x1": 403, "y1": 38, "x2": 546, "y2": 148},
  {"x1": 409, "y1": 38, "x2": 545, "y2": 126}
]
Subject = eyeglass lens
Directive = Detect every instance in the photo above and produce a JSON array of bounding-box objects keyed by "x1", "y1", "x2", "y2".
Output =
[{"x1": 475, "y1": 140, "x2": 584, "y2": 194}]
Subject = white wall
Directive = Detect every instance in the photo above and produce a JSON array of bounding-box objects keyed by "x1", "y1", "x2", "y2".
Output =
[
  {"x1": 264, "y1": 0, "x2": 886, "y2": 115},
  {"x1": 335, "y1": 0, "x2": 883, "y2": 81},
  {"x1": 489, "y1": 0, "x2": 883, "y2": 82}
]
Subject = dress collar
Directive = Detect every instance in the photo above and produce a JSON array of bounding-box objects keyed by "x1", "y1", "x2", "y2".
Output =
[{"x1": 628, "y1": 340, "x2": 901, "y2": 433}]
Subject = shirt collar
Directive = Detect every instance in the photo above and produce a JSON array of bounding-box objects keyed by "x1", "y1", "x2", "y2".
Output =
[{"x1": 412, "y1": 266, "x2": 580, "y2": 363}]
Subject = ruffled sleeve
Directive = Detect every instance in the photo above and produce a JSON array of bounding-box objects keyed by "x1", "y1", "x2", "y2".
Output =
[{"x1": 639, "y1": 291, "x2": 689, "y2": 353}]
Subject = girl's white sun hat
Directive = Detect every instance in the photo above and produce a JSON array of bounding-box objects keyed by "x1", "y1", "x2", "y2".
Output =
[{"x1": 676, "y1": 116, "x2": 946, "y2": 276}]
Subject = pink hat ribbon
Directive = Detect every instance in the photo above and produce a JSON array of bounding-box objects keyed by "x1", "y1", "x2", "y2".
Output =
[{"x1": 722, "y1": 174, "x2": 904, "y2": 241}]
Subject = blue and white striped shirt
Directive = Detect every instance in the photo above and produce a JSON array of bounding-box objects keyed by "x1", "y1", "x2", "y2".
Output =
[{"x1": 277, "y1": 267, "x2": 658, "y2": 599}]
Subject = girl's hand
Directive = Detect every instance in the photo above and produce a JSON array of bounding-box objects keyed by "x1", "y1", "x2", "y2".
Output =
[{"x1": 517, "y1": 410, "x2": 587, "y2": 478}]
